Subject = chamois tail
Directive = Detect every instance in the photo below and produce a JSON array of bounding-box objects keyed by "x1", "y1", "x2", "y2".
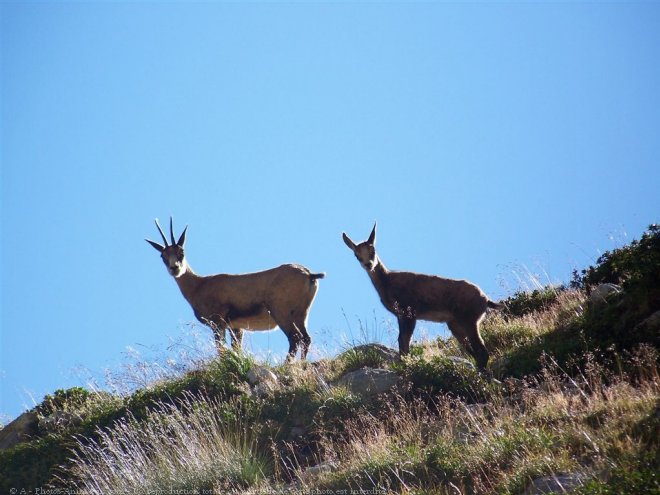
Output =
[
  {"x1": 310, "y1": 272, "x2": 326, "y2": 281},
  {"x1": 487, "y1": 300, "x2": 505, "y2": 310}
]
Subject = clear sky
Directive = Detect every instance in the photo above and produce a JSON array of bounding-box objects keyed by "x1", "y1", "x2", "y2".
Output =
[{"x1": 1, "y1": 1, "x2": 659, "y2": 422}]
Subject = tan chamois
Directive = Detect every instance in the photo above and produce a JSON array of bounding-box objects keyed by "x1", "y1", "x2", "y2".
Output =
[
  {"x1": 342, "y1": 223, "x2": 502, "y2": 370},
  {"x1": 147, "y1": 218, "x2": 325, "y2": 360}
]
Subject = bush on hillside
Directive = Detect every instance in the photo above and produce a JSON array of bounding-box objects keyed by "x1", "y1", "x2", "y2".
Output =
[
  {"x1": 572, "y1": 224, "x2": 659, "y2": 292},
  {"x1": 501, "y1": 286, "x2": 565, "y2": 319},
  {"x1": 395, "y1": 354, "x2": 497, "y2": 404},
  {"x1": 572, "y1": 224, "x2": 660, "y2": 321},
  {"x1": 0, "y1": 352, "x2": 256, "y2": 493},
  {"x1": 0, "y1": 434, "x2": 75, "y2": 493},
  {"x1": 36, "y1": 387, "x2": 92, "y2": 417}
]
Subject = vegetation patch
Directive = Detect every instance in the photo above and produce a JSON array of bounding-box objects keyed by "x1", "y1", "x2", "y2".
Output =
[
  {"x1": 2, "y1": 225, "x2": 658, "y2": 493},
  {"x1": 395, "y1": 353, "x2": 497, "y2": 403},
  {"x1": 501, "y1": 285, "x2": 564, "y2": 319},
  {"x1": 336, "y1": 344, "x2": 393, "y2": 375},
  {"x1": 67, "y1": 394, "x2": 271, "y2": 494}
]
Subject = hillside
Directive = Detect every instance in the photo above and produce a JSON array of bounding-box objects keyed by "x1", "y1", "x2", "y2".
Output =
[{"x1": 1, "y1": 225, "x2": 658, "y2": 494}]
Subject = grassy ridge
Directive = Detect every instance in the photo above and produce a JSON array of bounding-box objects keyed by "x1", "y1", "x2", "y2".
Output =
[{"x1": 1, "y1": 225, "x2": 658, "y2": 494}]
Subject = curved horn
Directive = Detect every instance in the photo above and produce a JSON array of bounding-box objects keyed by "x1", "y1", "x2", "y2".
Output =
[
  {"x1": 146, "y1": 239, "x2": 165, "y2": 252},
  {"x1": 154, "y1": 218, "x2": 169, "y2": 246},
  {"x1": 169, "y1": 216, "x2": 176, "y2": 246}
]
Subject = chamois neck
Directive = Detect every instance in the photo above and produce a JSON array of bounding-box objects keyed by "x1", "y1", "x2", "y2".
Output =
[
  {"x1": 173, "y1": 262, "x2": 202, "y2": 302},
  {"x1": 368, "y1": 255, "x2": 389, "y2": 286}
]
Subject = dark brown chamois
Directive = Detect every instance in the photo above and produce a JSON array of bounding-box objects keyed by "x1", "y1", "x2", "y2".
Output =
[{"x1": 342, "y1": 223, "x2": 502, "y2": 370}]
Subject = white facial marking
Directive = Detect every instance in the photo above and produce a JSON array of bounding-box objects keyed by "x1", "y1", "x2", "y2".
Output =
[
  {"x1": 163, "y1": 250, "x2": 185, "y2": 277},
  {"x1": 355, "y1": 244, "x2": 376, "y2": 271}
]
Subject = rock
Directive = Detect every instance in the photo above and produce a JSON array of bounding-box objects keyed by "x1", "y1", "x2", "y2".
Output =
[
  {"x1": 247, "y1": 365, "x2": 280, "y2": 397},
  {"x1": 0, "y1": 412, "x2": 39, "y2": 450},
  {"x1": 313, "y1": 373, "x2": 331, "y2": 394},
  {"x1": 446, "y1": 356, "x2": 476, "y2": 369},
  {"x1": 336, "y1": 368, "x2": 401, "y2": 398},
  {"x1": 300, "y1": 462, "x2": 335, "y2": 481},
  {"x1": 253, "y1": 381, "x2": 278, "y2": 398},
  {"x1": 344, "y1": 343, "x2": 400, "y2": 363},
  {"x1": 246, "y1": 365, "x2": 278, "y2": 386},
  {"x1": 453, "y1": 425, "x2": 477, "y2": 444},
  {"x1": 39, "y1": 411, "x2": 82, "y2": 433},
  {"x1": 523, "y1": 472, "x2": 590, "y2": 494},
  {"x1": 236, "y1": 381, "x2": 253, "y2": 397},
  {"x1": 589, "y1": 283, "x2": 622, "y2": 309},
  {"x1": 634, "y1": 309, "x2": 660, "y2": 335},
  {"x1": 288, "y1": 426, "x2": 306, "y2": 440}
]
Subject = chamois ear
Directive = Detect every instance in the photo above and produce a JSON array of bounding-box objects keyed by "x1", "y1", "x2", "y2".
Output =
[
  {"x1": 367, "y1": 221, "x2": 377, "y2": 245},
  {"x1": 177, "y1": 225, "x2": 188, "y2": 247},
  {"x1": 146, "y1": 239, "x2": 165, "y2": 252},
  {"x1": 342, "y1": 232, "x2": 357, "y2": 251}
]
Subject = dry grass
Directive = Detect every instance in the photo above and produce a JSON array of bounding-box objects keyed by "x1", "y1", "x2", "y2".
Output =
[
  {"x1": 66, "y1": 393, "x2": 271, "y2": 494},
  {"x1": 480, "y1": 289, "x2": 587, "y2": 360},
  {"x1": 291, "y1": 345, "x2": 658, "y2": 494},
  {"x1": 15, "y1": 288, "x2": 658, "y2": 495}
]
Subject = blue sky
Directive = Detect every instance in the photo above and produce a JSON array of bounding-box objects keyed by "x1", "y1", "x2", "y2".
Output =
[{"x1": 1, "y1": 1, "x2": 659, "y2": 422}]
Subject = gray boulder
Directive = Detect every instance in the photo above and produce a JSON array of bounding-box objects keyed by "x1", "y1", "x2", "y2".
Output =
[
  {"x1": 39, "y1": 410, "x2": 82, "y2": 434},
  {"x1": 288, "y1": 426, "x2": 306, "y2": 440},
  {"x1": 336, "y1": 368, "x2": 401, "y2": 398},
  {"x1": 246, "y1": 365, "x2": 278, "y2": 386},
  {"x1": 589, "y1": 283, "x2": 622, "y2": 309},
  {"x1": 247, "y1": 365, "x2": 279, "y2": 397},
  {"x1": 0, "y1": 411, "x2": 39, "y2": 450},
  {"x1": 446, "y1": 356, "x2": 476, "y2": 369},
  {"x1": 523, "y1": 472, "x2": 590, "y2": 494},
  {"x1": 634, "y1": 309, "x2": 660, "y2": 335},
  {"x1": 300, "y1": 461, "x2": 336, "y2": 481}
]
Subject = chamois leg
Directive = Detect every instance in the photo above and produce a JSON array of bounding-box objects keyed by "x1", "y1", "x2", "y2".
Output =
[
  {"x1": 397, "y1": 316, "x2": 417, "y2": 356},
  {"x1": 294, "y1": 322, "x2": 312, "y2": 360},
  {"x1": 283, "y1": 327, "x2": 301, "y2": 361},
  {"x1": 271, "y1": 314, "x2": 302, "y2": 361},
  {"x1": 271, "y1": 305, "x2": 311, "y2": 361},
  {"x1": 228, "y1": 327, "x2": 243, "y2": 352},
  {"x1": 467, "y1": 322, "x2": 489, "y2": 371},
  {"x1": 447, "y1": 320, "x2": 489, "y2": 370},
  {"x1": 202, "y1": 317, "x2": 230, "y2": 356}
]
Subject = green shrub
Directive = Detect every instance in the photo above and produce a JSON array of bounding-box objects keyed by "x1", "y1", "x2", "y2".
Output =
[
  {"x1": 314, "y1": 387, "x2": 364, "y2": 438},
  {"x1": 572, "y1": 224, "x2": 660, "y2": 346},
  {"x1": 395, "y1": 355, "x2": 497, "y2": 403},
  {"x1": 572, "y1": 224, "x2": 660, "y2": 293},
  {"x1": 122, "y1": 351, "x2": 253, "y2": 423},
  {"x1": 571, "y1": 453, "x2": 659, "y2": 494},
  {"x1": 481, "y1": 321, "x2": 541, "y2": 359},
  {"x1": 501, "y1": 286, "x2": 564, "y2": 318},
  {"x1": 0, "y1": 434, "x2": 75, "y2": 493},
  {"x1": 336, "y1": 345, "x2": 391, "y2": 374},
  {"x1": 0, "y1": 353, "x2": 256, "y2": 492},
  {"x1": 36, "y1": 387, "x2": 92, "y2": 416},
  {"x1": 493, "y1": 325, "x2": 589, "y2": 379},
  {"x1": 425, "y1": 439, "x2": 468, "y2": 485}
]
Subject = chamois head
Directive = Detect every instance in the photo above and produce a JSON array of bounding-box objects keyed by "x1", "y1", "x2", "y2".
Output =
[
  {"x1": 342, "y1": 222, "x2": 378, "y2": 271},
  {"x1": 146, "y1": 217, "x2": 188, "y2": 278}
]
